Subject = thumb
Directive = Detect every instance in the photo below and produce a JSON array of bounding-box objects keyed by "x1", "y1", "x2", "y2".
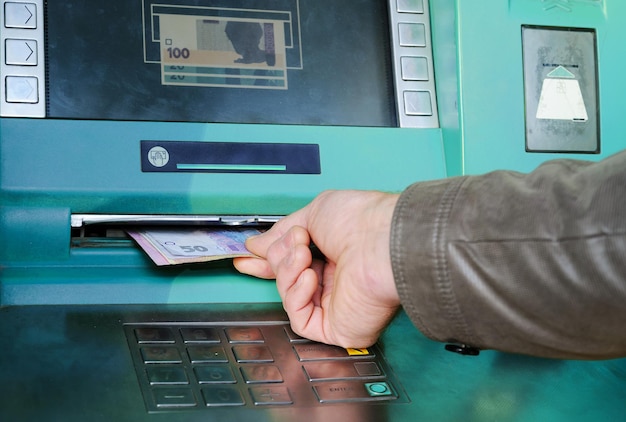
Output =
[
  {"x1": 246, "y1": 207, "x2": 311, "y2": 257},
  {"x1": 244, "y1": 230, "x2": 279, "y2": 258}
]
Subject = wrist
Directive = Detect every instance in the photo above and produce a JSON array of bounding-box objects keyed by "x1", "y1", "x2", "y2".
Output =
[{"x1": 364, "y1": 192, "x2": 401, "y2": 306}]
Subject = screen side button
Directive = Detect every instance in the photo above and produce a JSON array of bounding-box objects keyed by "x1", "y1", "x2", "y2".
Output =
[
  {"x1": 398, "y1": 23, "x2": 426, "y2": 47},
  {"x1": 401, "y1": 56, "x2": 429, "y2": 81},
  {"x1": 5, "y1": 39, "x2": 37, "y2": 65},
  {"x1": 5, "y1": 75, "x2": 38, "y2": 103},
  {"x1": 404, "y1": 90, "x2": 433, "y2": 116},
  {"x1": 397, "y1": 0, "x2": 424, "y2": 13},
  {"x1": 4, "y1": 2, "x2": 37, "y2": 28}
]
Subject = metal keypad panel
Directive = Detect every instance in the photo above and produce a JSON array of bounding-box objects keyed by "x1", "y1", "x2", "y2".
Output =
[
  {"x1": 0, "y1": 0, "x2": 45, "y2": 117},
  {"x1": 388, "y1": 0, "x2": 439, "y2": 128},
  {"x1": 125, "y1": 323, "x2": 408, "y2": 411}
]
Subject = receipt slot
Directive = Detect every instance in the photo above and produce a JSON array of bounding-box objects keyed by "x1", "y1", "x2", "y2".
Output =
[{"x1": 522, "y1": 26, "x2": 599, "y2": 153}]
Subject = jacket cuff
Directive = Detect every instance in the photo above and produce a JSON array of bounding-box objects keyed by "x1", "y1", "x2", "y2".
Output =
[{"x1": 390, "y1": 176, "x2": 474, "y2": 345}]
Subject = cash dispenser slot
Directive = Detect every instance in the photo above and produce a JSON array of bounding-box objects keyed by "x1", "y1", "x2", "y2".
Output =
[{"x1": 70, "y1": 214, "x2": 281, "y2": 248}]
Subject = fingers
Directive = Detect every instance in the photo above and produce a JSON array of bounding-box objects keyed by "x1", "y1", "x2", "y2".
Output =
[
  {"x1": 234, "y1": 210, "x2": 310, "y2": 279},
  {"x1": 282, "y1": 267, "x2": 324, "y2": 341},
  {"x1": 235, "y1": 225, "x2": 312, "y2": 282},
  {"x1": 237, "y1": 224, "x2": 323, "y2": 341},
  {"x1": 243, "y1": 230, "x2": 281, "y2": 258},
  {"x1": 244, "y1": 208, "x2": 310, "y2": 258},
  {"x1": 232, "y1": 257, "x2": 275, "y2": 279},
  {"x1": 267, "y1": 227, "x2": 312, "y2": 299}
]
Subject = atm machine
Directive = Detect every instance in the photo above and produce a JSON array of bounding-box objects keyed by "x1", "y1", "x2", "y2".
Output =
[{"x1": 1, "y1": 0, "x2": 624, "y2": 420}]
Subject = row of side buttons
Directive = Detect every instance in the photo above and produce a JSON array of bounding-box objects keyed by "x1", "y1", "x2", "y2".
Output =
[
  {"x1": 1, "y1": 0, "x2": 45, "y2": 117},
  {"x1": 388, "y1": 0, "x2": 439, "y2": 128}
]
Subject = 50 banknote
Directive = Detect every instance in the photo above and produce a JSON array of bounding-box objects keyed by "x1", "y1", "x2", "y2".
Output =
[{"x1": 128, "y1": 227, "x2": 263, "y2": 266}]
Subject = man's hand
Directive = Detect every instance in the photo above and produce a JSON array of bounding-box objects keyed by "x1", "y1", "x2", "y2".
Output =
[{"x1": 234, "y1": 190, "x2": 401, "y2": 348}]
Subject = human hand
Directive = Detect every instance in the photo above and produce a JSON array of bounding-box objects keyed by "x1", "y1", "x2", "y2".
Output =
[{"x1": 234, "y1": 190, "x2": 401, "y2": 348}]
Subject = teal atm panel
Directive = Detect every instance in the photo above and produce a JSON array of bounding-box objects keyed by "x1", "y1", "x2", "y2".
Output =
[
  {"x1": 442, "y1": 0, "x2": 625, "y2": 176},
  {"x1": 0, "y1": 0, "x2": 447, "y2": 304},
  {"x1": 0, "y1": 120, "x2": 445, "y2": 216},
  {"x1": 0, "y1": 120, "x2": 445, "y2": 305},
  {"x1": 0, "y1": 120, "x2": 445, "y2": 304}
]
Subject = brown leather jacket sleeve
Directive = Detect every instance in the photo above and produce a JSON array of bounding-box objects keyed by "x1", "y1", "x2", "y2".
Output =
[{"x1": 390, "y1": 150, "x2": 626, "y2": 359}]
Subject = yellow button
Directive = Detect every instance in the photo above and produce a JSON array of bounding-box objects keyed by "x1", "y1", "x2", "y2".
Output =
[{"x1": 346, "y1": 348, "x2": 370, "y2": 356}]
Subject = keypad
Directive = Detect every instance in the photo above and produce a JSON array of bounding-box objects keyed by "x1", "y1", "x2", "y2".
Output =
[
  {"x1": 1, "y1": 0, "x2": 45, "y2": 117},
  {"x1": 125, "y1": 323, "x2": 407, "y2": 411}
]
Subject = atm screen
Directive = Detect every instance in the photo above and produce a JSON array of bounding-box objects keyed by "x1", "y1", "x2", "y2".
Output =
[{"x1": 43, "y1": 0, "x2": 396, "y2": 127}]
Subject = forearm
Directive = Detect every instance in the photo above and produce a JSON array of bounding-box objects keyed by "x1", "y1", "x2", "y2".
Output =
[{"x1": 391, "y1": 151, "x2": 626, "y2": 359}]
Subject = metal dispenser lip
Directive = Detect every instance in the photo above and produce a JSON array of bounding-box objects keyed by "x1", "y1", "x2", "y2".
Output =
[{"x1": 70, "y1": 214, "x2": 283, "y2": 228}]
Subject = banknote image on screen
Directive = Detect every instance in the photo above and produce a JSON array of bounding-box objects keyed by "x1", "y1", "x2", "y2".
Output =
[
  {"x1": 44, "y1": 0, "x2": 396, "y2": 126},
  {"x1": 144, "y1": 3, "x2": 298, "y2": 90}
]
